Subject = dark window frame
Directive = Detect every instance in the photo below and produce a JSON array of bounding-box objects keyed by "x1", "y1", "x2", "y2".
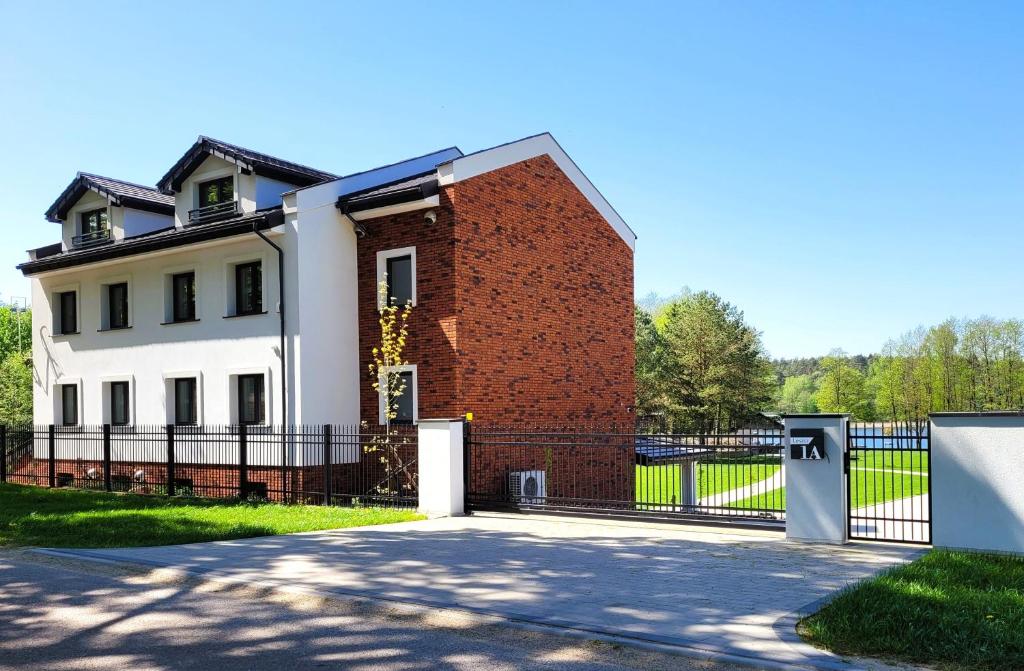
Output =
[
  {"x1": 237, "y1": 374, "x2": 265, "y2": 426},
  {"x1": 234, "y1": 261, "x2": 263, "y2": 316},
  {"x1": 174, "y1": 378, "x2": 198, "y2": 426},
  {"x1": 107, "y1": 282, "x2": 129, "y2": 330},
  {"x1": 80, "y1": 208, "x2": 109, "y2": 235},
  {"x1": 385, "y1": 254, "x2": 413, "y2": 307},
  {"x1": 197, "y1": 176, "x2": 234, "y2": 208},
  {"x1": 172, "y1": 271, "x2": 197, "y2": 322},
  {"x1": 58, "y1": 291, "x2": 77, "y2": 335},
  {"x1": 110, "y1": 381, "x2": 131, "y2": 427},
  {"x1": 61, "y1": 384, "x2": 78, "y2": 426}
]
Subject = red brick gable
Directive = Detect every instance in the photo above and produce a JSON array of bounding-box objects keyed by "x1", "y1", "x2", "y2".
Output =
[
  {"x1": 356, "y1": 154, "x2": 635, "y2": 426},
  {"x1": 451, "y1": 154, "x2": 635, "y2": 425}
]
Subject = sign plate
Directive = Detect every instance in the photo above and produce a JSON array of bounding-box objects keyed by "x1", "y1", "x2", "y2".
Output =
[{"x1": 790, "y1": 428, "x2": 826, "y2": 460}]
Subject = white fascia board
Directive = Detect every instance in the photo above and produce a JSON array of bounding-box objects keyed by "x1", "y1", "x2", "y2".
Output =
[
  {"x1": 349, "y1": 195, "x2": 439, "y2": 221},
  {"x1": 439, "y1": 133, "x2": 636, "y2": 251}
]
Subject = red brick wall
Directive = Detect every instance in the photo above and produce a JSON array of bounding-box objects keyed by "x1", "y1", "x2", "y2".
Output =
[
  {"x1": 355, "y1": 194, "x2": 460, "y2": 423},
  {"x1": 355, "y1": 154, "x2": 635, "y2": 427},
  {"x1": 451, "y1": 155, "x2": 635, "y2": 426}
]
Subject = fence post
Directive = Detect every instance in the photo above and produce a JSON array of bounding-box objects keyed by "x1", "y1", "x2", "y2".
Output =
[
  {"x1": 322, "y1": 424, "x2": 332, "y2": 506},
  {"x1": 238, "y1": 424, "x2": 248, "y2": 499},
  {"x1": 0, "y1": 425, "x2": 6, "y2": 484},
  {"x1": 166, "y1": 425, "x2": 176, "y2": 497},
  {"x1": 103, "y1": 424, "x2": 112, "y2": 492},
  {"x1": 48, "y1": 425, "x2": 56, "y2": 487}
]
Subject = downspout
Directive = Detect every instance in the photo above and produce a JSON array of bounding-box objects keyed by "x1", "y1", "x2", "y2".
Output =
[{"x1": 254, "y1": 221, "x2": 288, "y2": 498}]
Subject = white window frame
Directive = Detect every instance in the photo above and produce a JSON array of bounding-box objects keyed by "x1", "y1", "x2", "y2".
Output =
[
  {"x1": 226, "y1": 367, "x2": 272, "y2": 426},
  {"x1": 377, "y1": 364, "x2": 418, "y2": 425},
  {"x1": 50, "y1": 282, "x2": 81, "y2": 337},
  {"x1": 100, "y1": 374, "x2": 136, "y2": 427},
  {"x1": 163, "y1": 371, "x2": 204, "y2": 426},
  {"x1": 53, "y1": 378, "x2": 83, "y2": 427},
  {"x1": 376, "y1": 246, "x2": 417, "y2": 309},
  {"x1": 97, "y1": 273, "x2": 133, "y2": 331}
]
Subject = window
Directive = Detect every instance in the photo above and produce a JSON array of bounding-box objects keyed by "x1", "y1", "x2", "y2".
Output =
[
  {"x1": 61, "y1": 384, "x2": 78, "y2": 426},
  {"x1": 378, "y1": 365, "x2": 417, "y2": 425},
  {"x1": 174, "y1": 378, "x2": 198, "y2": 426},
  {"x1": 198, "y1": 176, "x2": 233, "y2": 208},
  {"x1": 393, "y1": 371, "x2": 415, "y2": 424},
  {"x1": 58, "y1": 291, "x2": 77, "y2": 334},
  {"x1": 234, "y1": 261, "x2": 263, "y2": 316},
  {"x1": 172, "y1": 272, "x2": 196, "y2": 322},
  {"x1": 107, "y1": 282, "x2": 129, "y2": 329},
  {"x1": 386, "y1": 255, "x2": 413, "y2": 307},
  {"x1": 80, "y1": 208, "x2": 108, "y2": 234},
  {"x1": 237, "y1": 374, "x2": 265, "y2": 425},
  {"x1": 376, "y1": 247, "x2": 416, "y2": 309},
  {"x1": 110, "y1": 381, "x2": 130, "y2": 426}
]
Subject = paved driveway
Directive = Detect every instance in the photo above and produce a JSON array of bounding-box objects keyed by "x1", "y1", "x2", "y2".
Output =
[{"x1": 51, "y1": 514, "x2": 921, "y2": 670}]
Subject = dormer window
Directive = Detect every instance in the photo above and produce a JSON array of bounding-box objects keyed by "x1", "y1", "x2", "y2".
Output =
[
  {"x1": 74, "y1": 208, "x2": 110, "y2": 247},
  {"x1": 189, "y1": 176, "x2": 237, "y2": 224},
  {"x1": 199, "y1": 176, "x2": 233, "y2": 208}
]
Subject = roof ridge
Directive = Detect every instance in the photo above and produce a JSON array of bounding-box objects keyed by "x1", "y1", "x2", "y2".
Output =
[
  {"x1": 198, "y1": 135, "x2": 339, "y2": 179},
  {"x1": 77, "y1": 172, "x2": 165, "y2": 194}
]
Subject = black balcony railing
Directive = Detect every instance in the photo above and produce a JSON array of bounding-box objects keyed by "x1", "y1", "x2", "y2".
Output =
[
  {"x1": 188, "y1": 200, "x2": 239, "y2": 225},
  {"x1": 71, "y1": 228, "x2": 112, "y2": 248}
]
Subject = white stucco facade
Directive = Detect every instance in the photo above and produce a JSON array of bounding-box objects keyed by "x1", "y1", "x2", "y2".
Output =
[{"x1": 931, "y1": 414, "x2": 1024, "y2": 555}]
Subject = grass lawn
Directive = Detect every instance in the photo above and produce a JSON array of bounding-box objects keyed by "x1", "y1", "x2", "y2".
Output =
[
  {"x1": 636, "y1": 458, "x2": 781, "y2": 505},
  {"x1": 800, "y1": 550, "x2": 1024, "y2": 670},
  {"x1": 854, "y1": 449, "x2": 929, "y2": 473},
  {"x1": 0, "y1": 483, "x2": 424, "y2": 548}
]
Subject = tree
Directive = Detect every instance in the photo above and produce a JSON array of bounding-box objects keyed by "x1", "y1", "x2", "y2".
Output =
[
  {"x1": 0, "y1": 353, "x2": 32, "y2": 426},
  {"x1": 815, "y1": 350, "x2": 873, "y2": 419},
  {"x1": 656, "y1": 291, "x2": 774, "y2": 433},
  {"x1": 364, "y1": 279, "x2": 415, "y2": 497},
  {"x1": 0, "y1": 305, "x2": 31, "y2": 425},
  {"x1": 634, "y1": 307, "x2": 666, "y2": 419},
  {"x1": 778, "y1": 374, "x2": 818, "y2": 414}
]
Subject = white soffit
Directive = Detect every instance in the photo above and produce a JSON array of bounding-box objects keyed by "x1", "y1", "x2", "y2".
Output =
[{"x1": 439, "y1": 133, "x2": 636, "y2": 250}]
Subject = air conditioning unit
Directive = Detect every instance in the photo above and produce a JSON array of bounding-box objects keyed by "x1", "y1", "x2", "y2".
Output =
[{"x1": 509, "y1": 470, "x2": 546, "y2": 504}]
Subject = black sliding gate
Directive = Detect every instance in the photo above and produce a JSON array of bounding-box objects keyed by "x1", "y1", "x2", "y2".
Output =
[
  {"x1": 846, "y1": 421, "x2": 931, "y2": 544},
  {"x1": 465, "y1": 425, "x2": 786, "y2": 527}
]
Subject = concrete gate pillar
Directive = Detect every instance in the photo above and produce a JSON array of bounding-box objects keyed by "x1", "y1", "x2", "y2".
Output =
[
  {"x1": 417, "y1": 419, "x2": 465, "y2": 517},
  {"x1": 680, "y1": 458, "x2": 698, "y2": 508},
  {"x1": 783, "y1": 414, "x2": 849, "y2": 544}
]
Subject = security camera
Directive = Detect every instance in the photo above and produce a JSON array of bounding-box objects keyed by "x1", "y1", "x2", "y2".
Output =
[{"x1": 424, "y1": 210, "x2": 437, "y2": 225}]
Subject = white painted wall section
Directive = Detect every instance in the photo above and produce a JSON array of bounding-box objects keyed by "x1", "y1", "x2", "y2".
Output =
[
  {"x1": 931, "y1": 414, "x2": 1024, "y2": 555},
  {"x1": 417, "y1": 419, "x2": 465, "y2": 517}
]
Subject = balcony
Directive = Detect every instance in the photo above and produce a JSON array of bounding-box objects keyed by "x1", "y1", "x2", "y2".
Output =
[
  {"x1": 71, "y1": 228, "x2": 112, "y2": 248},
  {"x1": 188, "y1": 200, "x2": 239, "y2": 226}
]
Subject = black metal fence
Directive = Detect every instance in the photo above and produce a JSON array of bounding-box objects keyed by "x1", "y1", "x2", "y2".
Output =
[
  {"x1": 466, "y1": 425, "x2": 785, "y2": 526},
  {"x1": 0, "y1": 424, "x2": 418, "y2": 509},
  {"x1": 846, "y1": 421, "x2": 931, "y2": 544}
]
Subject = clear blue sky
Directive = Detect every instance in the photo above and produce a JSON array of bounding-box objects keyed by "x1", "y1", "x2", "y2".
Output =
[{"x1": 1, "y1": 2, "x2": 1021, "y2": 358}]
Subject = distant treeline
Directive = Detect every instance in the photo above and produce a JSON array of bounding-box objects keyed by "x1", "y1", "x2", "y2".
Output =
[
  {"x1": 637, "y1": 289, "x2": 1024, "y2": 427},
  {"x1": 775, "y1": 317, "x2": 1024, "y2": 420}
]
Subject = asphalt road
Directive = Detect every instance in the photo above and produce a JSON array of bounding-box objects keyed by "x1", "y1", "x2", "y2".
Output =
[{"x1": 0, "y1": 550, "x2": 747, "y2": 671}]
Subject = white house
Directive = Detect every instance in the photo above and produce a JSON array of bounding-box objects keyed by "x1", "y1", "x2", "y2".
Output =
[{"x1": 19, "y1": 133, "x2": 636, "y2": 432}]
